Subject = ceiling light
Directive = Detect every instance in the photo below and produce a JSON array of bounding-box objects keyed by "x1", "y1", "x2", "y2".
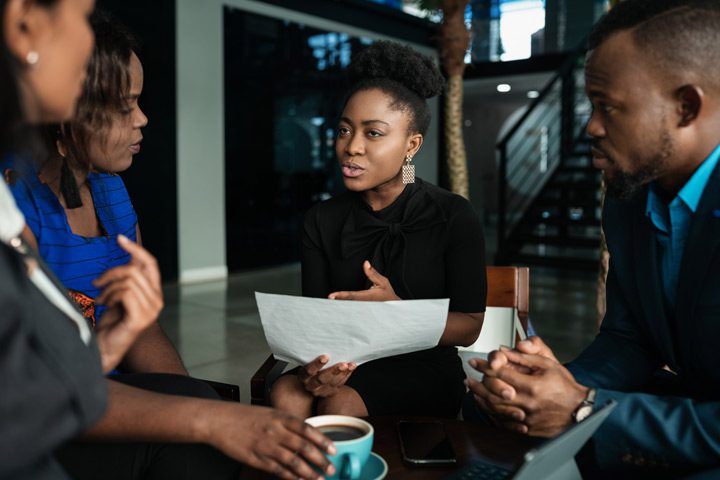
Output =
[
  {"x1": 496, "y1": 83, "x2": 512, "y2": 93},
  {"x1": 527, "y1": 90, "x2": 540, "y2": 99}
]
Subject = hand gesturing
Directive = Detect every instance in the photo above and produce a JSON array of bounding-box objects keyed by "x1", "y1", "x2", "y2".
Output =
[{"x1": 328, "y1": 261, "x2": 400, "y2": 302}]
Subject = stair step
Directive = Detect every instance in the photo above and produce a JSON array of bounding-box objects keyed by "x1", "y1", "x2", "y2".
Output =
[
  {"x1": 548, "y1": 179, "x2": 601, "y2": 189},
  {"x1": 515, "y1": 234, "x2": 600, "y2": 249},
  {"x1": 527, "y1": 216, "x2": 601, "y2": 227},
  {"x1": 533, "y1": 197, "x2": 600, "y2": 208},
  {"x1": 530, "y1": 210, "x2": 600, "y2": 220},
  {"x1": 507, "y1": 253, "x2": 600, "y2": 271},
  {"x1": 559, "y1": 166, "x2": 597, "y2": 173}
]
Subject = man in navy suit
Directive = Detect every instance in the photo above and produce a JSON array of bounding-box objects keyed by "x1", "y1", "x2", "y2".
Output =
[{"x1": 467, "y1": 0, "x2": 720, "y2": 476}]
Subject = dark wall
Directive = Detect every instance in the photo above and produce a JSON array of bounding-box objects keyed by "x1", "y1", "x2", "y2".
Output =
[
  {"x1": 224, "y1": 3, "x2": 439, "y2": 272},
  {"x1": 96, "y1": 0, "x2": 178, "y2": 280}
]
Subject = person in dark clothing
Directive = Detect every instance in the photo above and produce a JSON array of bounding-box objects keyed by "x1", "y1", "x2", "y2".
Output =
[
  {"x1": 468, "y1": 1, "x2": 720, "y2": 478},
  {"x1": 271, "y1": 41, "x2": 487, "y2": 419},
  {"x1": 1, "y1": 2, "x2": 336, "y2": 479}
]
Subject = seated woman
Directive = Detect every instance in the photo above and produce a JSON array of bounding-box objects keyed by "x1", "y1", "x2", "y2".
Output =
[
  {"x1": 271, "y1": 41, "x2": 487, "y2": 419},
  {"x1": 1, "y1": 5, "x2": 334, "y2": 480},
  {"x1": 2, "y1": 12, "x2": 185, "y2": 375}
]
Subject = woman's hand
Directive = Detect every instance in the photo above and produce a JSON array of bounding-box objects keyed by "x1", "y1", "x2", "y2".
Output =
[
  {"x1": 329, "y1": 261, "x2": 400, "y2": 301},
  {"x1": 204, "y1": 403, "x2": 337, "y2": 480},
  {"x1": 93, "y1": 234, "x2": 164, "y2": 372},
  {"x1": 298, "y1": 355, "x2": 356, "y2": 398}
]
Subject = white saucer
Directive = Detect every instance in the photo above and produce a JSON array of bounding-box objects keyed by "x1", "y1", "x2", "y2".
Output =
[{"x1": 359, "y1": 452, "x2": 387, "y2": 480}]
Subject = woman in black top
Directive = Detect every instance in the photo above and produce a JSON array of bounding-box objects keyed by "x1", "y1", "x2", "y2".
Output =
[{"x1": 271, "y1": 41, "x2": 487, "y2": 419}]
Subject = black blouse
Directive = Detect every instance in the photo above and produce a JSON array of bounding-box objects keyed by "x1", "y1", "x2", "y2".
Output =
[{"x1": 302, "y1": 178, "x2": 487, "y2": 314}]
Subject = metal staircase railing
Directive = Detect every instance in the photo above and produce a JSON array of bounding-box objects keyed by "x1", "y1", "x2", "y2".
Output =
[{"x1": 495, "y1": 45, "x2": 596, "y2": 267}]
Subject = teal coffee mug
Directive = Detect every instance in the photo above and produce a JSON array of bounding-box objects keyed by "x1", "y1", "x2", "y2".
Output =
[{"x1": 306, "y1": 415, "x2": 373, "y2": 480}]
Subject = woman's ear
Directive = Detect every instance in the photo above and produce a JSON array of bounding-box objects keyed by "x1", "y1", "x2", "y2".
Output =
[
  {"x1": 407, "y1": 133, "x2": 424, "y2": 158},
  {"x1": 3, "y1": 0, "x2": 50, "y2": 66}
]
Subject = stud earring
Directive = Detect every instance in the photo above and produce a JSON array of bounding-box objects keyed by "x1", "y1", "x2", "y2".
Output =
[
  {"x1": 402, "y1": 154, "x2": 415, "y2": 184},
  {"x1": 26, "y1": 51, "x2": 39, "y2": 66}
]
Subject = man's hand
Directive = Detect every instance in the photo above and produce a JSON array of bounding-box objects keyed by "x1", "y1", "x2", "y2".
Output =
[
  {"x1": 468, "y1": 338, "x2": 588, "y2": 437},
  {"x1": 465, "y1": 336, "x2": 561, "y2": 428},
  {"x1": 203, "y1": 403, "x2": 337, "y2": 480},
  {"x1": 514, "y1": 336, "x2": 559, "y2": 362},
  {"x1": 328, "y1": 261, "x2": 400, "y2": 301},
  {"x1": 299, "y1": 355, "x2": 356, "y2": 398},
  {"x1": 466, "y1": 352, "x2": 528, "y2": 433},
  {"x1": 93, "y1": 234, "x2": 163, "y2": 372}
]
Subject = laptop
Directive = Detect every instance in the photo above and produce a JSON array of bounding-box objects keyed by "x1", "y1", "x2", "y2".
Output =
[{"x1": 446, "y1": 399, "x2": 617, "y2": 480}]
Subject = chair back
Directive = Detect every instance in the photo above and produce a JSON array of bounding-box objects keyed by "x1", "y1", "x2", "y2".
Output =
[
  {"x1": 458, "y1": 266, "x2": 529, "y2": 380},
  {"x1": 486, "y1": 266, "x2": 529, "y2": 313}
]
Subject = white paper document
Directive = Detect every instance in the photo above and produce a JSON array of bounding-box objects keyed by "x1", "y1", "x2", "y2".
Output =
[{"x1": 255, "y1": 292, "x2": 449, "y2": 366}]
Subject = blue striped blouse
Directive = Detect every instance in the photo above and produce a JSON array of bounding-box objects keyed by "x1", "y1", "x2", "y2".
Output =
[{"x1": 2, "y1": 157, "x2": 137, "y2": 324}]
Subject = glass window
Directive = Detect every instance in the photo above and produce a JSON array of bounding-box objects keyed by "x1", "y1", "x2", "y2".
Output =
[
  {"x1": 499, "y1": 0, "x2": 545, "y2": 61},
  {"x1": 224, "y1": 7, "x2": 373, "y2": 270}
]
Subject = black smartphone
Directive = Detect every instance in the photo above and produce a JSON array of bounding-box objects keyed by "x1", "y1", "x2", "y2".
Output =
[{"x1": 397, "y1": 420, "x2": 457, "y2": 465}]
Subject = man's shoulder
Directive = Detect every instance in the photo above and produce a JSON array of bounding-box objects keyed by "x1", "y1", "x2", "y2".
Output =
[{"x1": 602, "y1": 192, "x2": 645, "y2": 233}]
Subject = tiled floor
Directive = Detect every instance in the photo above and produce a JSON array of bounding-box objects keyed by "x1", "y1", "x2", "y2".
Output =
[{"x1": 159, "y1": 263, "x2": 600, "y2": 404}]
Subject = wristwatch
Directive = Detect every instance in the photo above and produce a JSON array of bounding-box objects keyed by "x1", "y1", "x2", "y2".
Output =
[{"x1": 573, "y1": 388, "x2": 597, "y2": 423}]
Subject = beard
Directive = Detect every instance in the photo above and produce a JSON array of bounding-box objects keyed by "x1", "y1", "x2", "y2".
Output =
[{"x1": 603, "y1": 130, "x2": 674, "y2": 200}]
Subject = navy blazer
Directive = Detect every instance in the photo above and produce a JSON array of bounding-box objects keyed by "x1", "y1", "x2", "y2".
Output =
[{"x1": 567, "y1": 160, "x2": 720, "y2": 472}]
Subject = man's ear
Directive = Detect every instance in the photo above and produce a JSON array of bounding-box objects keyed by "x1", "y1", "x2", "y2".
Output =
[{"x1": 676, "y1": 85, "x2": 703, "y2": 127}]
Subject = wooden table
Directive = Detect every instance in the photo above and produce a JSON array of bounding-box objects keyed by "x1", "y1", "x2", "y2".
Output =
[
  {"x1": 242, "y1": 416, "x2": 540, "y2": 479},
  {"x1": 369, "y1": 416, "x2": 538, "y2": 479}
]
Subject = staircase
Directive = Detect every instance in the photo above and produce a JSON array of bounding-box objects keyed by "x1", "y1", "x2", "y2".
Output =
[{"x1": 494, "y1": 49, "x2": 602, "y2": 270}]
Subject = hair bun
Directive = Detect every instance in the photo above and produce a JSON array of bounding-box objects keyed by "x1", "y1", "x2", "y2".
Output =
[{"x1": 348, "y1": 41, "x2": 444, "y2": 99}]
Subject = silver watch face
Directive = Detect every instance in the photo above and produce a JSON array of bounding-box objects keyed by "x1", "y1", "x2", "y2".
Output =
[{"x1": 575, "y1": 405, "x2": 593, "y2": 423}]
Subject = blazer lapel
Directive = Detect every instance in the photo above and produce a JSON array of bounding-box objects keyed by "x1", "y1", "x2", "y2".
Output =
[
  {"x1": 632, "y1": 192, "x2": 677, "y2": 365},
  {"x1": 675, "y1": 161, "x2": 720, "y2": 363}
]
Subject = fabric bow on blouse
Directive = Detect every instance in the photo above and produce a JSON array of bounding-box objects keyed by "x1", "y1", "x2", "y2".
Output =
[{"x1": 339, "y1": 181, "x2": 447, "y2": 298}]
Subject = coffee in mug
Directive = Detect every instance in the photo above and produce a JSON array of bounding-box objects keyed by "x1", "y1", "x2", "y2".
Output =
[
  {"x1": 318, "y1": 424, "x2": 366, "y2": 442},
  {"x1": 306, "y1": 415, "x2": 374, "y2": 480}
]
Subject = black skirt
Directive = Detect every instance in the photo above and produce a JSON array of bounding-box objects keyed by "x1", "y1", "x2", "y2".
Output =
[{"x1": 345, "y1": 346, "x2": 466, "y2": 418}]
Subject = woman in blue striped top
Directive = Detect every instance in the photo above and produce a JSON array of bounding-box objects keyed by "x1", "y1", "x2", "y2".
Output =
[{"x1": 1, "y1": 13, "x2": 186, "y2": 376}]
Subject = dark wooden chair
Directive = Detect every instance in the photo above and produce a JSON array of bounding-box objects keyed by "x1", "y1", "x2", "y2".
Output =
[
  {"x1": 202, "y1": 378, "x2": 241, "y2": 402},
  {"x1": 483, "y1": 265, "x2": 529, "y2": 345},
  {"x1": 250, "y1": 266, "x2": 530, "y2": 406}
]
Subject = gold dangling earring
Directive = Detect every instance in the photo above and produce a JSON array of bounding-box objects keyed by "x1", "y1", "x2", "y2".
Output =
[{"x1": 402, "y1": 154, "x2": 415, "y2": 184}]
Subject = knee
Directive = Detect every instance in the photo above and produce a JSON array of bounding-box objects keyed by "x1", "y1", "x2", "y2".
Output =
[
  {"x1": 317, "y1": 388, "x2": 367, "y2": 417},
  {"x1": 270, "y1": 375, "x2": 306, "y2": 407},
  {"x1": 270, "y1": 376, "x2": 297, "y2": 406}
]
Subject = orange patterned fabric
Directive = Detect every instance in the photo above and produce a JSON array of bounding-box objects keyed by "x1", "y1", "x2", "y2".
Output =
[{"x1": 68, "y1": 289, "x2": 97, "y2": 329}]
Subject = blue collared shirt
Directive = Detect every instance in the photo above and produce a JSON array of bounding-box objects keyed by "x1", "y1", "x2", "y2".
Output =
[{"x1": 645, "y1": 144, "x2": 720, "y2": 309}]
